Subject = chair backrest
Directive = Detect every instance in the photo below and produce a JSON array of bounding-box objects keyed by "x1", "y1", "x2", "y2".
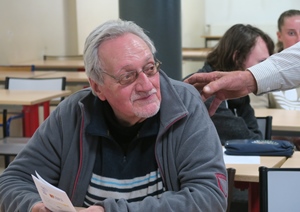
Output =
[
  {"x1": 259, "y1": 166, "x2": 300, "y2": 212},
  {"x1": 226, "y1": 168, "x2": 236, "y2": 212},
  {"x1": 0, "y1": 65, "x2": 35, "y2": 72},
  {"x1": 256, "y1": 116, "x2": 273, "y2": 140},
  {"x1": 43, "y1": 55, "x2": 83, "y2": 61},
  {"x1": 5, "y1": 77, "x2": 66, "y2": 102}
]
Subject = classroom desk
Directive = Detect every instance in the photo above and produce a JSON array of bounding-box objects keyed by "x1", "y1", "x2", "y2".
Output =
[
  {"x1": 0, "y1": 71, "x2": 52, "y2": 82},
  {"x1": 17, "y1": 59, "x2": 85, "y2": 71},
  {"x1": 201, "y1": 35, "x2": 222, "y2": 47},
  {"x1": 254, "y1": 108, "x2": 300, "y2": 136},
  {"x1": 225, "y1": 153, "x2": 287, "y2": 212},
  {"x1": 0, "y1": 71, "x2": 88, "y2": 87},
  {"x1": 281, "y1": 151, "x2": 300, "y2": 168},
  {"x1": 35, "y1": 71, "x2": 88, "y2": 85},
  {"x1": 0, "y1": 89, "x2": 71, "y2": 137},
  {"x1": 182, "y1": 48, "x2": 212, "y2": 61}
]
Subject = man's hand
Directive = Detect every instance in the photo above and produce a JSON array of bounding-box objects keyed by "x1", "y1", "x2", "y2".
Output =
[{"x1": 184, "y1": 70, "x2": 257, "y2": 115}]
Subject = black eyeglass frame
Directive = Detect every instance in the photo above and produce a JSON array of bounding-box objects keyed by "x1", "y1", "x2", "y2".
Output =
[{"x1": 101, "y1": 59, "x2": 162, "y2": 85}]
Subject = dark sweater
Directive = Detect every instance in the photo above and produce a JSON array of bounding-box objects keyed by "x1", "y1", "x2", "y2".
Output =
[{"x1": 197, "y1": 63, "x2": 263, "y2": 144}]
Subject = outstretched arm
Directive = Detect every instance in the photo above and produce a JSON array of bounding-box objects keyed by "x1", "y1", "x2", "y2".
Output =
[
  {"x1": 185, "y1": 42, "x2": 300, "y2": 115},
  {"x1": 184, "y1": 70, "x2": 257, "y2": 116}
]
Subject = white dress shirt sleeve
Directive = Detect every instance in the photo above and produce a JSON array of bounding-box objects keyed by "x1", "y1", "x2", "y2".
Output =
[{"x1": 248, "y1": 41, "x2": 300, "y2": 95}]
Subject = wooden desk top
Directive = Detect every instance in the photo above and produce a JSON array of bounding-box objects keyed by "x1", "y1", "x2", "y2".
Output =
[
  {"x1": 182, "y1": 48, "x2": 212, "y2": 61},
  {"x1": 281, "y1": 151, "x2": 300, "y2": 168},
  {"x1": 226, "y1": 156, "x2": 287, "y2": 182},
  {"x1": 201, "y1": 35, "x2": 222, "y2": 39},
  {"x1": 36, "y1": 71, "x2": 88, "y2": 83},
  {"x1": 18, "y1": 59, "x2": 85, "y2": 69},
  {"x1": 0, "y1": 71, "x2": 88, "y2": 84},
  {"x1": 254, "y1": 108, "x2": 300, "y2": 132},
  {"x1": 0, "y1": 71, "x2": 52, "y2": 82},
  {"x1": 0, "y1": 89, "x2": 71, "y2": 105}
]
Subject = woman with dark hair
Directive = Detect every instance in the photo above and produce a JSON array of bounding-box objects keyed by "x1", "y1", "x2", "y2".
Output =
[
  {"x1": 206, "y1": 24, "x2": 274, "y2": 72},
  {"x1": 185, "y1": 24, "x2": 274, "y2": 144}
]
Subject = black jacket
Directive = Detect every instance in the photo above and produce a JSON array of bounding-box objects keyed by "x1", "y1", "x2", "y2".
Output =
[{"x1": 197, "y1": 63, "x2": 263, "y2": 144}]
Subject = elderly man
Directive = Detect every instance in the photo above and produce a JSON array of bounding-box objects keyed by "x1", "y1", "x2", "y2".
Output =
[{"x1": 0, "y1": 19, "x2": 227, "y2": 212}]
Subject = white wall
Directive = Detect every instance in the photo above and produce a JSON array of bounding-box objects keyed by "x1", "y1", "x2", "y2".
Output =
[
  {"x1": 0, "y1": 0, "x2": 77, "y2": 64},
  {"x1": 181, "y1": 0, "x2": 206, "y2": 78},
  {"x1": 76, "y1": 0, "x2": 119, "y2": 54},
  {"x1": 1, "y1": 0, "x2": 299, "y2": 75},
  {"x1": 0, "y1": 0, "x2": 205, "y2": 77},
  {"x1": 204, "y1": 0, "x2": 300, "y2": 42}
]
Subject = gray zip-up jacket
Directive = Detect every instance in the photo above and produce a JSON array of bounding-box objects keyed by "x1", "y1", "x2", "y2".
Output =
[{"x1": 0, "y1": 71, "x2": 227, "y2": 212}]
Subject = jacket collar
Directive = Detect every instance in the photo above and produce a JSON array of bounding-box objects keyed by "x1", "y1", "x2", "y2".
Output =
[{"x1": 80, "y1": 70, "x2": 188, "y2": 135}]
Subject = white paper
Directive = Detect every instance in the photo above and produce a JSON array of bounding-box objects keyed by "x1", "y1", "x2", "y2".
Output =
[
  {"x1": 32, "y1": 171, "x2": 76, "y2": 212},
  {"x1": 223, "y1": 148, "x2": 260, "y2": 164}
]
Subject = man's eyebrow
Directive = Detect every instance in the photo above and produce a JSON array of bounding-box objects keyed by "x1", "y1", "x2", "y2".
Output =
[{"x1": 119, "y1": 56, "x2": 154, "y2": 71}]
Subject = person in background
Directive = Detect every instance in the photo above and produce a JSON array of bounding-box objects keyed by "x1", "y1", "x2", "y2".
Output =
[
  {"x1": 269, "y1": 9, "x2": 300, "y2": 110},
  {"x1": 184, "y1": 24, "x2": 274, "y2": 144},
  {"x1": 0, "y1": 19, "x2": 227, "y2": 212},
  {"x1": 250, "y1": 9, "x2": 300, "y2": 149},
  {"x1": 184, "y1": 41, "x2": 300, "y2": 116},
  {"x1": 250, "y1": 9, "x2": 300, "y2": 109}
]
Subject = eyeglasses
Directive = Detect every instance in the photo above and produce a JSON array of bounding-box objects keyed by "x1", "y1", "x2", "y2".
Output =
[{"x1": 102, "y1": 59, "x2": 161, "y2": 85}]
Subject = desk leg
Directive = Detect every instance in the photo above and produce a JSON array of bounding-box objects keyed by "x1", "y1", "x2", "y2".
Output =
[
  {"x1": 248, "y1": 182, "x2": 259, "y2": 212},
  {"x1": 43, "y1": 101, "x2": 50, "y2": 120},
  {"x1": 23, "y1": 105, "x2": 39, "y2": 137}
]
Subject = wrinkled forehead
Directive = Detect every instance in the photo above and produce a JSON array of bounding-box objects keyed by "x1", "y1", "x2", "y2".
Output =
[{"x1": 98, "y1": 34, "x2": 153, "y2": 71}]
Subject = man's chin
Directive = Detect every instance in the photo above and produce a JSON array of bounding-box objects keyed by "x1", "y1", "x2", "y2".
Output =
[{"x1": 134, "y1": 103, "x2": 160, "y2": 118}]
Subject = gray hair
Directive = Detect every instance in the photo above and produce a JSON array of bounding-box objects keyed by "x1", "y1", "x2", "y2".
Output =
[{"x1": 84, "y1": 19, "x2": 156, "y2": 85}]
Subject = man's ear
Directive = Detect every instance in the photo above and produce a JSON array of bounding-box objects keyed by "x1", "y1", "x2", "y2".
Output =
[{"x1": 89, "y1": 78, "x2": 106, "y2": 101}]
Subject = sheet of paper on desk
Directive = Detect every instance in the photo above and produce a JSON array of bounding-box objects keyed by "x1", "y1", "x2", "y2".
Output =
[
  {"x1": 32, "y1": 171, "x2": 76, "y2": 212},
  {"x1": 223, "y1": 148, "x2": 260, "y2": 164}
]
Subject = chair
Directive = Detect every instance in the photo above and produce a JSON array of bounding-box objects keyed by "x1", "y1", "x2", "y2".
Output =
[
  {"x1": 0, "y1": 65, "x2": 35, "y2": 135},
  {"x1": 259, "y1": 166, "x2": 300, "y2": 212},
  {"x1": 43, "y1": 55, "x2": 83, "y2": 61},
  {"x1": 256, "y1": 116, "x2": 273, "y2": 140},
  {"x1": 1, "y1": 77, "x2": 66, "y2": 167},
  {"x1": 226, "y1": 168, "x2": 236, "y2": 212},
  {"x1": 0, "y1": 137, "x2": 29, "y2": 167},
  {"x1": 0, "y1": 65, "x2": 35, "y2": 72},
  {"x1": 2, "y1": 77, "x2": 66, "y2": 137}
]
